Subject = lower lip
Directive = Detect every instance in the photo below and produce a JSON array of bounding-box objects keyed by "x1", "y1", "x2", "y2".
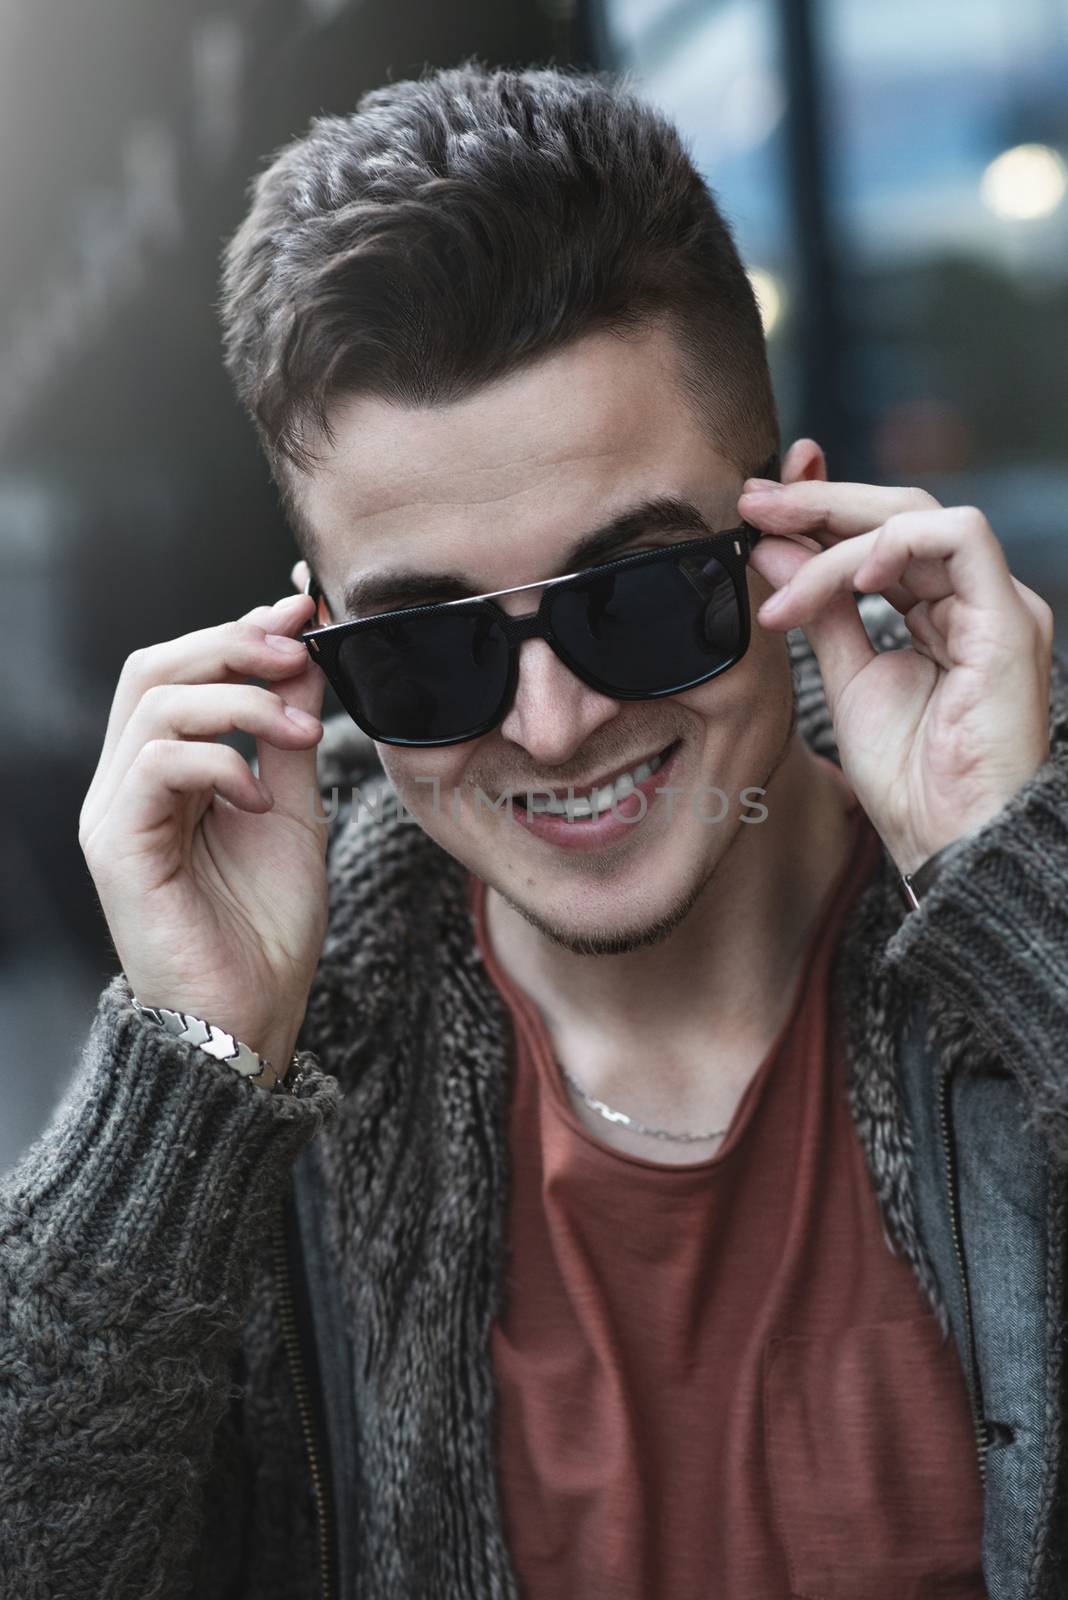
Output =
[{"x1": 509, "y1": 743, "x2": 681, "y2": 852}]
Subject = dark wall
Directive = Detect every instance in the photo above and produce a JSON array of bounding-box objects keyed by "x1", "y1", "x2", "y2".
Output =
[{"x1": 0, "y1": 0, "x2": 576, "y2": 1169}]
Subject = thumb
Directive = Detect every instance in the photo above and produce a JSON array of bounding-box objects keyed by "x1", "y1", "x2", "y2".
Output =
[{"x1": 256, "y1": 653, "x2": 328, "y2": 817}]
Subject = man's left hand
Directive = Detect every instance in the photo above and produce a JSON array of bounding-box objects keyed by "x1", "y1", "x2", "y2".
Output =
[{"x1": 738, "y1": 478, "x2": 1055, "y2": 877}]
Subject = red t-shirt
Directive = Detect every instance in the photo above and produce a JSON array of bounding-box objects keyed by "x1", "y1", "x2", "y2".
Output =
[{"x1": 470, "y1": 791, "x2": 987, "y2": 1599}]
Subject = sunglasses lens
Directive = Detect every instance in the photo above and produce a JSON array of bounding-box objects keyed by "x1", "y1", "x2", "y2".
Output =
[
  {"x1": 333, "y1": 606, "x2": 510, "y2": 743},
  {"x1": 549, "y1": 548, "x2": 742, "y2": 695}
]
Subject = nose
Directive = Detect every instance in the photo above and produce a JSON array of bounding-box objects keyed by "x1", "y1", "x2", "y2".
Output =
[{"x1": 498, "y1": 636, "x2": 621, "y2": 765}]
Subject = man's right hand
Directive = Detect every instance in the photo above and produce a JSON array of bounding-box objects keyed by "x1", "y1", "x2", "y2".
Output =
[{"x1": 78, "y1": 590, "x2": 330, "y2": 1077}]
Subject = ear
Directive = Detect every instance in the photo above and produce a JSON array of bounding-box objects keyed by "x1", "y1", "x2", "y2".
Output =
[
  {"x1": 780, "y1": 437, "x2": 828, "y2": 485},
  {"x1": 290, "y1": 557, "x2": 332, "y2": 625}
]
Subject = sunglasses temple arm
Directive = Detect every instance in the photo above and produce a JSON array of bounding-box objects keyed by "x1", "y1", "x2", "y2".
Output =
[{"x1": 739, "y1": 449, "x2": 778, "y2": 558}]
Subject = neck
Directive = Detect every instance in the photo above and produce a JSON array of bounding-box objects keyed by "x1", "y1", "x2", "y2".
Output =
[{"x1": 483, "y1": 737, "x2": 857, "y2": 1116}]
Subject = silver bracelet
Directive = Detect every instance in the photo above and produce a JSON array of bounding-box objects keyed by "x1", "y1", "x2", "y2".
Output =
[{"x1": 130, "y1": 997, "x2": 316, "y2": 1095}]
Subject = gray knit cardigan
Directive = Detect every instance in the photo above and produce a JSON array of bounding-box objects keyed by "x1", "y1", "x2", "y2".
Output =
[{"x1": 2, "y1": 595, "x2": 1067, "y2": 1599}]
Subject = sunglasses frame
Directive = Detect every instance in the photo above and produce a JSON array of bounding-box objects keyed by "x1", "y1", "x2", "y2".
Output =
[{"x1": 300, "y1": 520, "x2": 764, "y2": 747}]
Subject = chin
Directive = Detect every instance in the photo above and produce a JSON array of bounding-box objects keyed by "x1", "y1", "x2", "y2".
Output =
[{"x1": 500, "y1": 861, "x2": 714, "y2": 957}]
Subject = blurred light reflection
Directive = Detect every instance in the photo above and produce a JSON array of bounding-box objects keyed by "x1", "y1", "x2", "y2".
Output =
[{"x1": 981, "y1": 143, "x2": 1067, "y2": 221}]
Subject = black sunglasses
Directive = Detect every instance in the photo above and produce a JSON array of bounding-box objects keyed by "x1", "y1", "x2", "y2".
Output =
[{"x1": 301, "y1": 520, "x2": 765, "y2": 748}]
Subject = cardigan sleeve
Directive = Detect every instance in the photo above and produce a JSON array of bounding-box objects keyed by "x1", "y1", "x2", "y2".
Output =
[
  {"x1": 0, "y1": 974, "x2": 339, "y2": 1598},
  {"x1": 880, "y1": 645, "x2": 1068, "y2": 1162}
]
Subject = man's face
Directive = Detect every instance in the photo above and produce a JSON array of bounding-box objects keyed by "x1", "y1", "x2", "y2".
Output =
[{"x1": 299, "y1": 324, "x2": 793, "y2": 953}]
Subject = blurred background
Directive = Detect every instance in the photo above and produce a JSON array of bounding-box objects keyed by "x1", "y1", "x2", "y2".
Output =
[{"x1": 2, "y1": 0, "x2": 1066, "y2": 1171}]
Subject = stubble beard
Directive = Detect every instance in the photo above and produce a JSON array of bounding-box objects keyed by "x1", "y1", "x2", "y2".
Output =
[{"x1": 497, "y1": 692, "x2": 799, "y2": 957}]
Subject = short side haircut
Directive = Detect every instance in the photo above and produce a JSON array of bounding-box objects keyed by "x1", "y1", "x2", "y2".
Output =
[{"x1": 218, "y1": 60, "x2": 780, "y2": 554}]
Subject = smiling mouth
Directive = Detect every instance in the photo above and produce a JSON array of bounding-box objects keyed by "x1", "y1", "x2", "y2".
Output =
[{"x1": 511, "y1": 741, "x2": 680, "y2": 821}]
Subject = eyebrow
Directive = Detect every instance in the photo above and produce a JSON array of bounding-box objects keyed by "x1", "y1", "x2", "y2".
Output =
[{"x1": 339, "y1": 496, "x2": 720, "y2": 618}]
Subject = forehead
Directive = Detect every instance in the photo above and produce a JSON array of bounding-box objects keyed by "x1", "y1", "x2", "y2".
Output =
[{"x1": 296, "y1": 324, "x2": 739, "y2": 588}]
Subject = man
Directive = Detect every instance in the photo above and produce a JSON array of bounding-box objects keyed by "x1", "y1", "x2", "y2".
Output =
[{"x1": 2, "y1": 60, "x2": 1066, "y2": 1600}]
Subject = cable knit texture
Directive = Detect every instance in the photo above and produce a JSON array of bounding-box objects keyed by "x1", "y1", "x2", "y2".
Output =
[{"x1": 2, "y1": 595, "x2": 1067, "y2": 1599}]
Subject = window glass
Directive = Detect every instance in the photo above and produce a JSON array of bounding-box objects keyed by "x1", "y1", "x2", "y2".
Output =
[{"x1": 600, "y1": 0, "x2": 1068, "y2": 627}]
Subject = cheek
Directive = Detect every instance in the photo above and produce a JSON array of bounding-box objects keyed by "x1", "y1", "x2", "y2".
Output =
[
  {"x1": 747, "y1": 564, "x2": 777, "y2": 608},
  {"x1": 672, "y1": 642, "x2": 791, "y2": 744},
  {"x1": 378, "y1": 747, "x2": 476, "y2": 821}
]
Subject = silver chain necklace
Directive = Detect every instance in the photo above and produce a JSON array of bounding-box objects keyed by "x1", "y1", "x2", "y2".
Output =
[{"x1": 557, "y1": 1061, "x2": 729, "y2": 1145}]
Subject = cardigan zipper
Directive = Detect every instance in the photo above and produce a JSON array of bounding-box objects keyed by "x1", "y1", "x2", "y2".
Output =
[
  {"x1": 937, "y1": 1064, "x2": 990, "y2": 1490},
  {"x1": 272, "y1": 1192, "x2": 336, "y2": 1600}
]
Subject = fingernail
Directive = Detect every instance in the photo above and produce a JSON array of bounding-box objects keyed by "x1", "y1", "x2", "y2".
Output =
[
  {"x1": 285, "y1": 704, "x2": 321, "y2": 731},
  {"x1": 761, "y1": 586, "x2": 790, "y2": 613},
  {"x1": 265, "y1": 633, "x2": 307, "y2": 654},
  {"x1": 742, "y1": 477, "x2": 783, "y2": 492},
  {"x1": 272, "y1": 593, "x2": 308, "y2": 613}
]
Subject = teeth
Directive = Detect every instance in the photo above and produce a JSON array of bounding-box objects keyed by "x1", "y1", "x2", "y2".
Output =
[
  {"x1": 524, "y1": 747, "x2": 668, "y2": 819},
  {"x1": 593, "y1": 783, "x2": 615, "y2": 814}
]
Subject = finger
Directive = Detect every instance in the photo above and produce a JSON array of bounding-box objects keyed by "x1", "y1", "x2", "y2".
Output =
[
  {"x1": 739, "y1": 480, "x2": 942, "y2": 546},
  {"x1": 747, "y1": 530, "x2": 824, "y2": 590},
  {"x1": 83, "y1": 740, "x2": 272, "y2": 870},
  {"x1": 926, "y1": 578, "x2": 1053, "y2": 648},
  {"x1": 757, "y1": 508, "x2": 1018, "y2": 629},
  {"x1": 748, "y1": 535, "x2": 815, "y2": 597},
  {"x1": 241, "y1": 591, "x2": 316, "y2": 629},
  {"x1": 85, "y1": 682, "x2": 323, "y2": 832},
  {"x1": 749, "y1": 528, "x2": 919, "y2": 622},
  {"x1": 91, "y1": 594, "x2": 316, "y2": 795},
  {"x1": 902, "y1": 600, "x2": 953, "y2": 670},
  {"x1": 851, "y1": 506, "x2": 1020, "y2": 617}
]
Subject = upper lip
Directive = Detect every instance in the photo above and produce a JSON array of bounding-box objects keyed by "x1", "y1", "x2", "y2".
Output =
[{"x1": 502, "y1": 742, "x2": 674, "y2": 801}]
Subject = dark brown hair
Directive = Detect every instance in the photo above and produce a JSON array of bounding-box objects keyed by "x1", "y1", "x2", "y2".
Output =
[{"x1": 219, "y1": 60, "x2": 780, "y2": 551}]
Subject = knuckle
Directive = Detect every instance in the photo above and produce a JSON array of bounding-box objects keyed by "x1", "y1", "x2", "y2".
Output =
[
  {"x1": 120, "y1": 644, "x2": 151, "y2": 684},
  {"x1": 949, "y1": 504, "x2": 988, "y2": 532},
  {"x1": 220, "y1": 740, "x2": 247, "y2": 772},
  {"x1": 139, "y1": 680, "x2": 175, "y2": 715},
  {"x1": 242, "y1": 679, "x2": 276, "y2": 705},
  {"x1": 227, "y1": 681, "x2": 275, "y2": 722},
  {"x1": 81, "y1": 835, "x2": 105, "y2": 875},
  {"x1": 78, "y1": 808, "x2": 107, "y2": 865},
  {"x1": 136, "y1": 736, "x2": 173, "y2": 772},
  {"x1": 234, "y1": 617, "x2": 269, "y2": 648},
  {"x1": 253, "y1": 682, "x2": 292, "y2": 718},
  {"x1": 1035, "y1": 599, "x2": 1056, "y2": 646},
  {"x1": 221, "y1": 736, "x2": 247, "y2": 765}
]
